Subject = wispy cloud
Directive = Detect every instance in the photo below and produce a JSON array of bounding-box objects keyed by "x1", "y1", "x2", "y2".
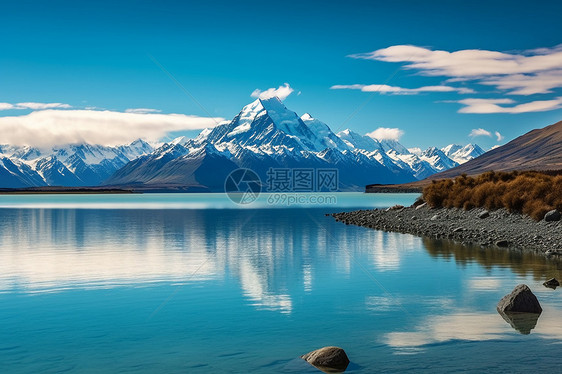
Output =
[
  {"x1": 125, "y1": 108, "x2": 162, "y2": 114},
  {"x1": 331, "y1": 84, "x2": 473, "y2": 95},
  {"x1": 480, "y1": 70, "x2": 562, "y2": 95},
  {"x1": 469, "y1": 128, "x2": 493, "y2": 138},
  {"x1": 251, "y1": 83, "x2": 294, "y2": 100},
  {"x1": 457, "y1": 97, "x2": 562, "y2": 113},
  {"x1": 0, "y1": 109, "x2": 223, "y2": 148},
  {"x1": 366, "y1": 127, "x2": 404, "y2": 141},
  {"x1": 348, "y1": 44, "x2": 562, "y2": 113},
  {"x1": 494, "y1": 131, "x2": 504, "y2": 141},
  {"x1": 350, "y1": 44, "x2": 562, "y2": 80},
  {"x1": 0, "y1": 102, "x2": 72, "y2": 110}
]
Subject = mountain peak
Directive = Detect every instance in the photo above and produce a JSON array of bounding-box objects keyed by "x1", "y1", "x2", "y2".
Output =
[
  {"x1": 378, "y1": 139, "x2": 410, "y2": 155},
  {"x1": 129, "y1": 138, "x2": 149, "y2": 146},
  {"x1": 336, "y1": 128, "x2": 357, "y2": 137},
  {"x1": 444, "y1": 143, "x2": 484, "y2": 164},
  {"x1": 337, "y1": 129, "x2": 383, "y2": 152},
  {"x1": 441, "y1": 144, "x2": 463, "y2": 156},
  {"x1": 258, "y1": 95, "x2": 283, "y2": 106}
]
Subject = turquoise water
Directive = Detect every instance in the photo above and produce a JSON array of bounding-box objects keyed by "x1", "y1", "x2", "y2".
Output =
[{"x1": 0, "y1": 193, "x2": 561, "y2": 373}]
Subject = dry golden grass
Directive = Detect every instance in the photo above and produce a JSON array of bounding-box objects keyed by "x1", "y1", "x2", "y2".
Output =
[{"x1": 423, "y1": 171, "x2": 562, "y2": 221}]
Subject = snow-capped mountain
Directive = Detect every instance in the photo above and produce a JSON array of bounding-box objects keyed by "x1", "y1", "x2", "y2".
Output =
[
  {"x1": 420, "y1": 147, "x2": 459, "y2": 171},
  {"x1": 0, "y1": 140, "x2": 153, "y2": 188},
  {"x1": 442, "y1": 143, "x2": 485, "y2": 164},
  {"x1": 0, "y1": 97, "x2": 485, "y2": 190},
  {"x1": 106, "y1": 98, "x2": 413, "y2": 190},
  {"x1": 105, "y1": 97, "x2": 484, "y2": 191}
]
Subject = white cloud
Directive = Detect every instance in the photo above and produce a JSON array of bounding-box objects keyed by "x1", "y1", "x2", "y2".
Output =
[
  {"x1": 251, "y1": 83, "x2": 294, "y2": 100},
  {"x1": 457, "y1": 97, "x2": 562, "y2": 114},
  {"x1": 481, "y1": 70, "x2": 562, "y2": 95},
  {"x1": 469, "y1": 128, "x2": 504, "y2": 141},
  {"x1": 490, "y1": 145, "x2": 501, "y2": 150},
  {"x1": 125, "y1": 108, "x2": 162, "y2": 114},
  {"x1": 0, "y1": 102, "x2": 72, "y2": 111},
  {"x1": 366, "y1": 127, "x2": 404, "y2": 141},
  {"x1": 0, "y1": 109, "x2": 223, "y2": 149},
  {"x1": 331, "y1": 84, "x2": 473, "y2": 95},
  {"x1": 469, "y1": 128, "x2": 493, "y2": 138},
  {"x1": 349, "y1": 44, "x2": 562, "y2": 97},
  {"x1": 351, "y1": 44, "x2": 562, "y2": 77}
]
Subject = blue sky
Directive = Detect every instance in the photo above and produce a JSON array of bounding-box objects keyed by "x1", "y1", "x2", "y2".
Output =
[{"x1": 1, "y1": 0, "x2": 561, "y2": 150}]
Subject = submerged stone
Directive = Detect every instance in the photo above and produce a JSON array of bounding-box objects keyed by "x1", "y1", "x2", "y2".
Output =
[
  {"x1": 543, "y1": 278, "x2": 560, "y2": 289},
  {"x1": 301, "y1": 346, "x2": 349, "y2": 373}
]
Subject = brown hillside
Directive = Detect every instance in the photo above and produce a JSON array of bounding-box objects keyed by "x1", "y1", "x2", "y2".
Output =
[{"x1": 430, "y1": 120, "x2": 562, "y2": 179}]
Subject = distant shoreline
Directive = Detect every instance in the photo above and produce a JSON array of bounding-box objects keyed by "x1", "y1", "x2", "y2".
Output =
[
  {"x1": 332, "y1": 204, "x2": 562, "y2": 256},
  {"x1": 0, "y1": 188, "x2": 137, "y2": 195},
  {"x1": 365, "y1": 182, "x2": 426, "y2": 193}
]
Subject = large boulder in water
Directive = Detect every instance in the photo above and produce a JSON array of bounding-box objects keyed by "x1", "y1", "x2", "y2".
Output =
[
  {"x1": 301, "y1": 346, "x2": 349, "y2": 372},
  {"x1": 497, "y1": 284, "x2": 542, "y2": 314}
]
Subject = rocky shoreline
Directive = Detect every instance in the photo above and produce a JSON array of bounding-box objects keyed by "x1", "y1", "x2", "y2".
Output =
[{"x1": 331, "y1": 204, "x2": 562, "y2": 255}]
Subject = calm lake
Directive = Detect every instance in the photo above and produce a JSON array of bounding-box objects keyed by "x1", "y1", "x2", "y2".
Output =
[{"x1": 0, "y1": 193, "x2": 560, "y2": 373}]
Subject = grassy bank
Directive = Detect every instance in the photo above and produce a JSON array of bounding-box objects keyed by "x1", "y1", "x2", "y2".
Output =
[{"x1": 423, "y1": 171, "x2": 562, "y2": 221}]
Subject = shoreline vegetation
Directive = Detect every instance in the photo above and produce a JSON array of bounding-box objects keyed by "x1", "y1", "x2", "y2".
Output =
[
  {"x1": 424, "y1": 171, "x2": 562, "y2": 221},
  {"x1": 334, "y1": 171, "x2": 562, "y2": 256}
]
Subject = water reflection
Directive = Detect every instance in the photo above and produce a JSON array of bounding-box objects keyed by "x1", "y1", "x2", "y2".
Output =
[
  {"x1": 498, "y1": 311, "x2": 540, "y2": 335},
  {"x1": 423, "y1": 238, "x2": 562, "y2": 282},
  {"x1": 380, "y1": 238, "x2": 562, "y2": 351},
  {"x1": 1, "y1": 208, "x2": 416, "y2": 316},
  {"x1": 383, "y1": 305, "x2": 561, "y2": 352},
  {"x1": 2, "y1": 202, "x2": 562, "y2": 372}
]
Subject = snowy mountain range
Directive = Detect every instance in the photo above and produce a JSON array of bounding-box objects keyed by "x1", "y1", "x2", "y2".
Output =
[
  {"x1": 0, "y1": 97, "x2": 485, "y2": 190},
  {"x1": 0, "y1": 140, "x2": 153, "y2": 188}
]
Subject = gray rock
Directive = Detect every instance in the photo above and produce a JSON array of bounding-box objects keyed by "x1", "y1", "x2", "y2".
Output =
[
  {"x1": 543, "y1": 278, "x2": 560, "y2": 289},
  {"x1": 478, "y1": 210, "x2": 490, "y2": 219},
  {"x1": 301, "y1": 346, "x2": 349, "y2": 373},
  {"x1": 430, "y1": 215, "x2": 439, "y2": 221},
  {"x1": 497, "y1": 284, "x2": 542, "y2": 314},
  {"x1": 415, "y1": 202, "x2": 427, "y2": 210},
  {"x1": 495, "y1": 240, "x2": 509, "y2": 247},
  {"x1": 544, "y1": 210, "x2": 561, "y2": 222},
  {"x1": 453, "y1": 227, "x2": 463, "y2": 233}
]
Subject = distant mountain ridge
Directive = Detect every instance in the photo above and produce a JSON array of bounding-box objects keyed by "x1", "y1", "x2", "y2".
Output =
[
  {"x1": 0, "y1": 97, "x2": 485, "y2": 190},
  {"x1": 0, "y1": 140, "x2": 153, "y2": 188},
  {"x1": 105, "y1": 97, "x2": 484, "y2": 191},
  {"x1": 429, "y1": 120, "x2": 562, "y2": 179}
]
